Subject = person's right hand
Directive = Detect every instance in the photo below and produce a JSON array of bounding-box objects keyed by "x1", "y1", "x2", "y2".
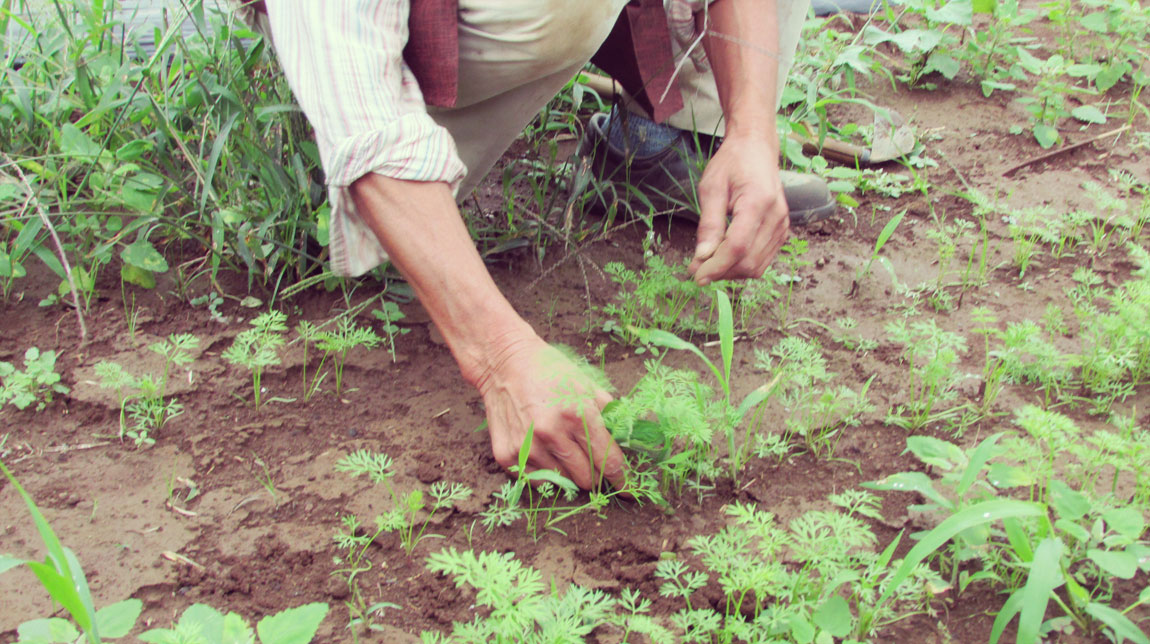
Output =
[{"x1": 472, "y1": 333, "x2": 627, "y2": 492}]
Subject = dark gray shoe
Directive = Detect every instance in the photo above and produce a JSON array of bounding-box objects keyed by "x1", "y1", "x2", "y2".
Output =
[{"x1": 573, "y1": 112, "x2": 836, "y2": 226}]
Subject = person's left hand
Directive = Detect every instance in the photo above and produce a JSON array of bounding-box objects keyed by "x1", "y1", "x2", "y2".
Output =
[{"x1": 688, "y1": 131, "x2": 790, "y2": 285}]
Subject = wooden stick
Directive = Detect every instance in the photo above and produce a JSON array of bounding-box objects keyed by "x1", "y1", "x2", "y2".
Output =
[
  {"x1": 1002, "y1": 124, "x2": 1132, "y2": 178},
  {"x1": 2, "y1": 154, "x2": 87, "y2": 343}
]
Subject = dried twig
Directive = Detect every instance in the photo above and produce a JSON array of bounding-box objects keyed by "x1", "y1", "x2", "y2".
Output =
[
  {"x1": 1002, "y1": 124, "x2": 1133, "y2": 178},
  {"x1": 1, "y1": 153, "x2": 87, "y2": 342},
  {"x1": 161, "y1": 551, "x2": 204, "y2": 570}
]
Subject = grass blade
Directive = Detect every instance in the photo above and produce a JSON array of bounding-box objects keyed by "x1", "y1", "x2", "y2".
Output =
[
  {"x1": 874, "y1": 208, "x2": 906, "y2": 255},
  {"x1": 1085, "y1": 602, "x2": 1150, "y2": 644},
  {"x1": 525, "y1": 469, "x2": 579, "y2": 497},
  {"x1": 1, "y1": 554, "x2": 27, "y2": 575},
  {"x1": 955, "y1": 432, "x2": 1005, "y2": 499},
  {"x1": 517, "y1": 422, "x2": 535, "y2": 475},
  {"x1": 644, "y1": 329, "x2": 722, "y2": 387},
  {"x1": 0, "y1": 460, "x2": 98, "y2": 638},
  {"x1": 1017, "y1": 537, "x2": 1064, "y2": 644},
  {"x1": 877, "y1": 499, "x2": 1043, "y2": 606},
  {"x1": 990, "y1": 589, "x2": 1025, "y2": 644},
  {"x1": 716, "y1": 289, "x2": 733, "y2": 398}
]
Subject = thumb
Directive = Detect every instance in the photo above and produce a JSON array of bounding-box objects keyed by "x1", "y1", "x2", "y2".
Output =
[{"x1": 690, "y1": 181, "x2": 729, "y2": 278}]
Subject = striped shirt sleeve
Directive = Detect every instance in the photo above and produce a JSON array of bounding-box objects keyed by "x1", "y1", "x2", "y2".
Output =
[{"x1": 264, "y1": 1, "x2": 467, "y2": 277}]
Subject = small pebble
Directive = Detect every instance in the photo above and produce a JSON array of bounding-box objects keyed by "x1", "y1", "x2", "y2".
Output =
[{"x1": 347, "y1": 428, "x2": 358, "y2": 437}]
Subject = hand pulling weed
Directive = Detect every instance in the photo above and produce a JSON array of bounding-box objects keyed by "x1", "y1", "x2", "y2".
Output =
[{"x1": 479, "y1": 421, "x2": 659, "y2": 539}]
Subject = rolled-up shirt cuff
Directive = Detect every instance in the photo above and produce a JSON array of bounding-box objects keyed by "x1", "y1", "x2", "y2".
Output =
[{"x1": 323, "y1": 114, "x2": 467, "y2": 277}]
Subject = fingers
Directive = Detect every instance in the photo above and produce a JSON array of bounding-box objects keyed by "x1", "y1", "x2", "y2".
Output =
[
  {"x1": 542, "y1": 396, "x2": 627, "y2": 493},
  {"x1": 689, "y1": 175, "x2": 729, "y2": 276},
  {"x1": 693, "y1": 188, "x2": 790, "y2": 285}
]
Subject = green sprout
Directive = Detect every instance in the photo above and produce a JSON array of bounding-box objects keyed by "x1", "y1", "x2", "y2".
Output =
[{"x1": 222, "y1": 311, "x2": 288, "y2": 410}]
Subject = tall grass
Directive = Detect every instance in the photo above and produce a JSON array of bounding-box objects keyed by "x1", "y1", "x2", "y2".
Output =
[{"x1": 0, "y1": 0, "x2": 326, "y2": 307}]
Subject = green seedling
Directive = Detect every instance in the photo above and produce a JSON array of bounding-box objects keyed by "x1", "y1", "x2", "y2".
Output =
[
  {"x1": 392, "y1": 481, "x2": 473, "y2": 556},
  {"x1": 994, "y1": 318, "x2": 1075, "y2": 410},
  {"x1": 371, "y1": 301, "x2": 410, "y2": 363},
  {"x1": 252, "y1": 455, "x2": 280, "y2": 508},
  {"x1": 480, "y1": 421, "x2": 658, "y2": 539},
  {"x1": 1004, "y1": 205, "x2": 1057, "y2": 278},
  {"x1": 614, "y1": 290, "x2": 784, "y2": 487},
  {"x1": 294, "y1": 321, "x2": 325, "y2": 401},
  {"x1": 0, "y1": 347, "x2": 69, "y2": 411},
  {"x1": 832, "y1": 316, "x2": 879, "y2": 354},
  {"x1": 422, "y1": 548, "x2": 617, "y2": 642},
  {"x1": 599, "y1": 255, "x2": 739, "y2": 347},
  {"x1": 646, "y1": 498, "x2": 945, "y2": 643},
  {"x1": 775, "y1": 238, "x2": 811, "y2": 329},
  {"x1": 885, "y1": 318, "x2": 969, "y2": 432},
  {"x1": 94, "y1": 336, "x2": 197, "y2": 448},
  {"x1": 1, "y1": 459, "x2": 143, "y2": 644},
  {"x1": 851, "y1": 208, "x2": 905, "y2": 296},
  {"x1": 755, "y1": 337, "x2": 875, "y2": 459},
  {"x1": 313, "y1": 318, "x2": 382, "y2": 395},
  {"x1": 138, "y1": 602, "x2": 329, "y2": 644},
  {"x1": 333, "y1": 449, "x2": 471, "y2": 636},
  {"x1": 969, "y1": 306, "x2": 1007, "y2": 419},
  {"x1": 222, "y1": 311, "x2": 288, "y2": 410},
  {"x1": 868, "y1": 432, "x2": 1150, "y2": 644},
  {"x1": 189, "y1": 291, "x2": 226, "y2": 324},
  {"x1": 334, "y1": 450, "x2": 472, "y2": 555},
  {"x1": 124, "y1": 374, "x2": 182, "y2": 448}
]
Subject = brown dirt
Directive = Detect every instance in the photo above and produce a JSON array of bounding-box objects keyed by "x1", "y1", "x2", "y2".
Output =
[{"x1": 2, "y1": 19, "x2": 1149, "y2": 644}]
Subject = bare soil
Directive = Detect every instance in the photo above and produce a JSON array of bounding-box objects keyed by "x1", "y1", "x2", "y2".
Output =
[{"x1": 2, "y1": 19, "x2": 1149, "y2": 644}]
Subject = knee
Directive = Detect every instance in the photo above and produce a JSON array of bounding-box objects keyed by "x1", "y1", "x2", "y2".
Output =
[{"x1": 473, "y1": 0, "x2": 627, "y2": 70}]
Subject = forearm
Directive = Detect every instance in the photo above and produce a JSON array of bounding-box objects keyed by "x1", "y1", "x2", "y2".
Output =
[
  {"x1": 350, "y1": 174, "x2": 534, "y2": 387},
  {"x1": 700, "y1": 0, "x2": 780, "y2": 143}
]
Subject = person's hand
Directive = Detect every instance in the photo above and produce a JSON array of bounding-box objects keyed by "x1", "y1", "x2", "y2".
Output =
[
  {"x1": 688, "y1": 132, "x2": 790, "y2": 285},
  {"x1": 472, "y1": 333, "x2": 627, "y2": 491}
]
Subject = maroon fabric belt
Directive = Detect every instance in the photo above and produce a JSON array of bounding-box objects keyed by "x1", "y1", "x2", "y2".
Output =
[{"x1": 254, "y1": 1, "x2": 683, "y2": 121}]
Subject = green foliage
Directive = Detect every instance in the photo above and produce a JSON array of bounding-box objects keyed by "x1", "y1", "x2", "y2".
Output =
[
  {"x1": 331, "y1": 448, "x2": 468, "y2": 633},
  {"x1": 479, "y1": 421, "x2": 661, "y2": 539},
  {"x1": 862, "y1": 0, "x2": 973, "y2": 88},
  {"x1": 1, "y1": 459, "x2": 103, "y2": 643},
  {"x1": 222, "y1": 311, "x2": 288, "y2": 410},
  {"x1": 313, "y1": 318, "x2": 381, "y2": 395},
  {"x1": 598, "y1": 255, "x2": 736, "y2": 346},
  {"x1": 94, "y1": 333, "x2": 199, "y2": 447},
  {"x1": 0, "y1": 347, "x2": 68, "y2": 411},
  {"x1": 139, "y1": 603, "x2": 329, "y2": 644},
  {"x1": 371, "y1": 301, "x2": 410, "y2": 363},
  {"x1": 867, "y1": 433, "x2": 1150, "y2": 643},
  {"x1": 852, "y1": 209, "x2": 906, "y2": 295},
  {"x1": 754, "y1": 337, "x2": 875, "y2": 458},
  {"x1": 884, "y1": 318, "x2": 969, "y2": 431},
  {"x1": 646, "y1": 499, "x2": 945, "y2": 642},
  {"x1": 423, "y1": 548, "x2": 617, "y2": 642},
  {"x1": 1, "y1": 1, "x2": 328, "y2": 294},
  {"x1": 3, "y1": 461, "x2": 324, "y2": 644},
  {"x1": 334, "y1": 450, "x2": 472, "y2": 555},
  {"x1": 605, "y1": 291, "x2": 785, "y2": 491}
]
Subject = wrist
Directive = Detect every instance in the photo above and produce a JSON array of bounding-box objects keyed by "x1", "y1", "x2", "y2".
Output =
[
  {"x1": 723, "y1": 117, "x2": 778, "y2": 148},
  {"x1": 451, "y1": 312, "x2": 540, "y2": 392}
]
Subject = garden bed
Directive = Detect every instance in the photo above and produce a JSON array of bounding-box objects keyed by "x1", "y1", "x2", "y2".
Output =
[{"x1": 2, "y1": 1, "x2": 1149, "y2": 642}]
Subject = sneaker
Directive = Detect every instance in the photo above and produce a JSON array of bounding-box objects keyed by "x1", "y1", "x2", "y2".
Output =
[{"x1": 573, "y1": 112, "x2": 836, "y2": 226}]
